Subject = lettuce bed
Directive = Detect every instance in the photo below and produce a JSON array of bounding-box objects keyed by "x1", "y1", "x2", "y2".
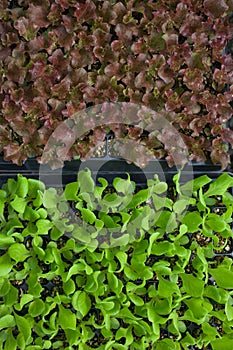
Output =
[
  {"x1": 1, "y1": 0, "x2": 233, "y2": 168},
  {"x1": 0, "y1": 170, "x2": 233, "y2": 349}
]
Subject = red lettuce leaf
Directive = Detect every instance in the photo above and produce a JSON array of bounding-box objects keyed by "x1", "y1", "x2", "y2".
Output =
[{"x1": 204, "y1": 0, "x2": 229, "y2": 17}]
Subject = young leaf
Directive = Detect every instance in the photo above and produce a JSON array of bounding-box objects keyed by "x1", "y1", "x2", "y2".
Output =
[
  {"x1": 16, "y1": 175, "x2": 28, "y2": 198},
  {"x1": 99, "y1": 212, "x2": 119, "y2": 228},
  {"x1": 5, "y1": 178, "x2": 17, "y2": 196},
  {"x1": 28, "y1": 178, "x2": 45, "y2": 197},
  {"x1": 126, "y1": 189, "x2": 149, "y2": 209},
  {"x1": 72, "y1": 291, "x2": 91, "y2": 317},
  {"x1": 204, "y1": 285, "x2": 228, "y2": 304},
  {"x1": 225, "y1": 297, "x2": 233, "y2": 321},
  {"x1": 180, "y1": 273, "x2": 205, "y2": 297},
  {"x1": 29, "y1": 299, "x2": 45, "y2": 317},
  {"x1": 10, "y1": 195, "x2": 27, "y2": 213},
  {"x1": 36, "y1": 219, "x2": 53, "y2": 235},
  {"x1": 205, "y1": 213, "x2": 227, "y2": 232},
  {"x1": 64, "y1": 181, "x2": 79, "y2": 200},
  {"x1": 180, "y1": 175, "x2": 211, "y2": 194},
  {"x1": 107, "y1": 272, "x2": 122, "y2": 295},
  {"x1": 173, "y1": 199, "x2": 189, "y2": 214},
  {"x1": 201, "y1": 322, "x2": 218, "y2": 338},
  {"x1": 151, "y1": 241, "x2": 174, "y2": 256},
  {"x1": 58, "y1": 305, "x2": 77, "y2": 330},
  {"x1": 181, "y1": 211, "x2": 203, "y2": 232},
  {"x1": 33, "y1": 191, "x2": 43, "y2": 208},
  {"x1": 113, "y1": 174, "x2": 135, "y2": 194},
  {"x1": 95, "y1": 177, "x2": 108, "y2": 198},
  {"x1": 211, "y1": 337, "x2": 233, "y2": 350},
  {"x1": 0, "y1": 315, "x2": 15, "y2": 330},
  {"x1": 63, "y1": 279, "x2": 76, "y2": 295},
  {"x1": 80, "y1": 208, "x2": 96, "y2": 224},
  {"x1": 128, "y1": 293, "x2": 144, "y2": 306},
  {"x1": 78, "y1": 169, "x2": 95, "y2": 193},
  {"x1": 42, "y1": 188, "x2": 58, "y2": 209},
  {"x1": 3, "y1": 329, "x2": 17, "y2": 350},
  {"x1": 156, "y1": 338, "x2": 180, "y2": 350},
  {"x1": 153, "y1": 181, "x2": 168, "y2": 194},
  {"x1": 204, "y1": 173, "x2": 233, "y2": 198},
  {"x1": 23, "y1": 207, "x2": 41, "y2": 222},
  {"x1": 14, "y1": 313, "x2": 32, "y2": 342},
  {"x1": 124, "y1": 266, "x2": 138, "y2": 280},
  {"x1": 0, "y1": 254, "x2": 13, "y2": 277},
  {"x1": 15, "y1": 294, "x2": 34, "y2": 311},
  {"x1": 8, "y1": 243, "x2": 29, "y2": 262},
  {"x1": 110, "y1": 233, "x2": 129, "y2": 247},
  {"x1": 158, "y1": 277, "x2": 180, "y2": 298},
  {"x1": 209, "y1": 267, "x2": 233, "y2": 289},
  {"x1": 102, "y1": 193, "x2": 123, "y2": 208},
  {"x1": 154, "y1": 297, "x2": 172, "y2": 315},
  {"x1": 183, "y1": 297, "x2": 212, "y2": 321},
  {"x1": 152, "y1": 193, "x2": 172, "y2": 210}
]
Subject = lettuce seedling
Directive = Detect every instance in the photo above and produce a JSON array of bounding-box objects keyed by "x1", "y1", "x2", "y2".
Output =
[{"x1": 0, "y1": 171, "x2": 232, "y2": 348}]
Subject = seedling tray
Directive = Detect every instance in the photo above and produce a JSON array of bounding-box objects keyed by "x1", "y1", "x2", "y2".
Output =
[
  {"x1": 0, "y1": 165, "x2": 228, "y2": 190},
  {"x1": 0, "y1": 130, "x2": 226, "y2": 189},
  {"x1": 0, "y1": 170, "x2": 233, "y2": 349},
  {"x1": 0, "y1": 129, "x2": 224, "y2": 174}
]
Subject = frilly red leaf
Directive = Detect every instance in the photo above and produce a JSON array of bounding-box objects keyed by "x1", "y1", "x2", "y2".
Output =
[
  {"x1": 220, "y1": 128, "x2": 233, "y2": 147},
  {"x1": 204, "y1": 0, "x2": 229, "y2": 17},
  {"x1": 26, "y1": 4, "x2": 50, "y2": 29},
  {"x1": 3, "y1": 143, "x2": 27, "y2": 165},
  {"x1": 51, "y1": 78, "x2": 71, "y2": 99},
  {"x1": 74, "y1": 0, "x2": 96, "y2": 22},
  {"x1": 14, "y1": 18, "x2": 38, "y2": 40},
  {"x1": 210, "y1": 137, "x2": 230, "y2": 169}
]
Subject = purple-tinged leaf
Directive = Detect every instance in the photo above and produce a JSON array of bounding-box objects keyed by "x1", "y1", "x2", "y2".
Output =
[
  {"x1": 104, "y1": 63, "x2": 124, "y2": 79},
  {"x1": 10, "y1": 88, "x2": 24, "y2": 104},
  {"x1": 29, "y1": 61, "x2": 46, "y2": 80},
  {"x1": 92, "y1": 27, "x2": 111, "y2": 46},
  {"x1": 62, "y1": 14, "x2": 77, "y2": 33},
  {"x1": 74, "y1": 0, "x2": 96, "y2": 22},
  {"x1": 183, "y1": 68, "x2": 205, "y2": 92},
  {"x1": 111, "y1": 40, "x2": 124, "y2": 53},
  {"x1": 220, "y1": 128, "x2": 233, "y2": 147},
  {"x1": 0, "y1": 47, "x2": 11, "y2": 61},
  {"x1": 165, "y1": 90, "x2": 181, "y2": 111},
  {"x1": 211, "y1": 137, "x2": 230, "y2": 170},
  {"x1": 180, "y1": 13, "x2": 202, "y2": 37},
  {"x1": 48, "y1": 49, "x2": 71, "y2": 73},
  {"x1": 34, "y1": 77, "x2": 52, "y2": 98},
  {"x1": 204, "y1": 0, "x2": 229, "y2": 17},
  {"x1": 158, "y1": 65, "x2": 174, "y2": 84},
  {"x1": 26, "y1": 4, "x2": 49, "y2": 29},
  {"x1": 62, "y1": 101, "x2": 86, "y2": 118},
  {"x1": 48, "y1": 26, "x2": 74, "y2": 51},
  {"x1": 131, "y1": 39, "x2": 147, "y2": 54},
  {"x1": 5, "y1": 61, "x2": 26, "y2": 85},
  {"x1": 163, "y1": 33, "x2": 178, "y2": 51},
  {"x1": 21, "y1": 96, "x2": 48, "y2": 118},
  {"x1": 47, "y1": 3, "x2": 63, "y2": 24},
  {"x1": 93, "y1": 46, "x2": 105, "y2": 60},
  {"x1": 14, "y1": 17, "x2": 38, "y2": 40},
  {"x1": 70, "y1": 47, "x2": 94, "y2": 68},
  {"x1": 111, "y1": 2, "x2": 127, "y2": 23},
  {"x1": 115, "y1": 23, "x2": 134, "y2": 43},
  {"x1": 98, "y1": 1, "x2": 118, "y2": 23},
  {"x1": 3, "y1": 143, "x2": 27, "y2": 165}
]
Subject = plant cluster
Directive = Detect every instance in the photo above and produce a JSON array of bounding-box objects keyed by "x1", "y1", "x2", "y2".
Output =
[
  {"x1": 0, "y1": 0, "x2": 233, "y2": 167},
  {"x1": 0, "y1": 170, "x2": 233, "y2": 349}
]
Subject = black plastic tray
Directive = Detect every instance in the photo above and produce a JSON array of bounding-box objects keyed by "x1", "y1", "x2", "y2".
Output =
[
  {"x1": 0, "y1": 165, "x2": 228, "y2": 189},
  {"x1": 0, "y1": 132, "x2": 225, "y2": 174}
]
